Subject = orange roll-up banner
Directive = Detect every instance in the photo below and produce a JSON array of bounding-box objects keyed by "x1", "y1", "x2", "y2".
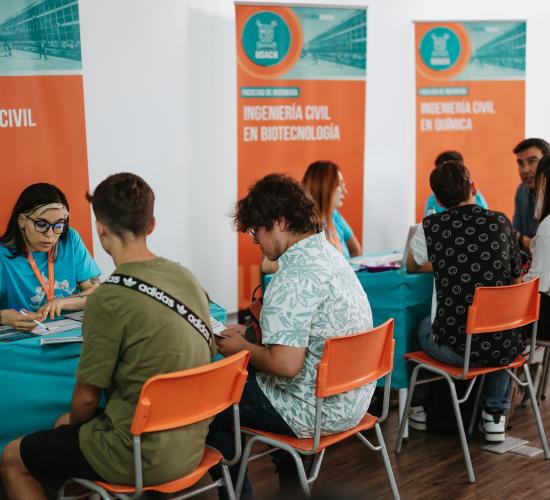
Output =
[
  {"x1": 236, "y1": 4, "x2": 367, "y2": 309},
  {"x1": 415, "y1": 21, "x2": 526, "y2": 221},
  {"x1": 0, "y1": 1, "x2": 92, "y2": 251}
]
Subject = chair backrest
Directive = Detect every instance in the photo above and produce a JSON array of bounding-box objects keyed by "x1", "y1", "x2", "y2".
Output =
[
  {"x1": 465, "y1": 278, "x2": 540, "y2": 335},
  {"x1": 130, "y1": 351, "x2": 250, "y2": 436},
  {"x1": 316, "y1": 319, "x2": 394, "y2": 398}
]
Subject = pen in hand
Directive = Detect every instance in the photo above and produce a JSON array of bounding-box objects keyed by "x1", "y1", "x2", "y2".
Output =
[{"x1": 18, "y1": 309, "x2": 50, "y2": 332}]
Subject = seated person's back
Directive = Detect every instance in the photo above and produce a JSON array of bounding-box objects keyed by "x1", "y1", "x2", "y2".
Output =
[{"x1": 79, "y1": 256, "x2": 215, "y2": 484}]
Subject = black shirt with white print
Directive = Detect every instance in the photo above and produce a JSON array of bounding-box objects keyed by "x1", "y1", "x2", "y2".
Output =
[{"x1": 424, "y1": 204, "x2": 525, "y2": 366}]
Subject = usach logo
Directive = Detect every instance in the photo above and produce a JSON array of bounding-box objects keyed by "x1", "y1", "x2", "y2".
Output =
[
  {"x1": 242, "y1": 11, "x2": 291, "y2": 67},
  {"x1": 420, "y1": 27, "x2": 461, "y2": 71}
]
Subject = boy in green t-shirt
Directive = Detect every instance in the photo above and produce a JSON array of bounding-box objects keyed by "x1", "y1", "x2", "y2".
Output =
[{"x1": 2, "y1": 173, "x2": 215, "y2": 498}]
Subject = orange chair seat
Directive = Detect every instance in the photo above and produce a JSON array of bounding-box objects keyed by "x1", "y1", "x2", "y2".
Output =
[
  {"x1": 405, "y1": 351, "x2": 526, "y2": 379},
  {"x1": 93, "y1": 447, "x2": 222, "y2": 494},
  {"x1": 242, "y1": 413, "x2": 377, "y2": 452}
]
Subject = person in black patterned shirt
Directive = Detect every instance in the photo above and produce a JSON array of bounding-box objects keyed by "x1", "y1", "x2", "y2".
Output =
[{"x1": 407, "y1": 160, "x2": 525, "y2": 442}]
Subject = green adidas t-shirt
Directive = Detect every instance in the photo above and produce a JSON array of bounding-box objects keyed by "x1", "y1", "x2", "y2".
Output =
[{"x1": 77, "y1": 257, "x2": 216, "y2": 485}]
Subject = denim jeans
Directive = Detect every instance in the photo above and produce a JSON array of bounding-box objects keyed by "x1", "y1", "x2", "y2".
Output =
[
  {"x1": 206, "y1": 374, "x2": 296, "y2": 500},
  {"x1": 413, "y1": 315, "x2": 510, "y2": 411}
]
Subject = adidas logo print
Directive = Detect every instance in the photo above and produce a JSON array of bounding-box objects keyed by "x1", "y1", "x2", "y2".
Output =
[
  {"x1": 177, "y1": 303, "x2": 188, "y2": 315},
  {"x1": 123, "y1": 277, "x2": 137, "y2": 287}
]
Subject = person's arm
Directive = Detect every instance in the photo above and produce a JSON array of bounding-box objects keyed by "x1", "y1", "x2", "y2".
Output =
[
  {"x1": 0, "y1": 309, "x2": 42, "y2": 331},
  {"x1": 69, "y1": 383, "x2": 100, "y2": 424},
  {"x1": 261, "y1": 257, "x2": 279, "y2": 274},
  {"x1": 345, "y1": 234, "x2": 362, "y2": 257},
  {"x1": 216, "y1": 330, "x2": 305, "y2": 377},
  {"x1": 406, "y1": 251, "x2": 433, "y2": 273},
  {"x1": 38, "y1": 277, "x2": 100, "y2": 319},
  {"x1": 406, "y1": 224, "x2": 433, "y2": 273}
]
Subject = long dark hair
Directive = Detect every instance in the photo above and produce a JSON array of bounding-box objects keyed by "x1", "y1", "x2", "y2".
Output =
[
  {"x1": 535, "y1": 155, "x2": 550, "y2": 223},
  {"x1": 0, "y1": 183, "x2": 70, "y2": 257}
]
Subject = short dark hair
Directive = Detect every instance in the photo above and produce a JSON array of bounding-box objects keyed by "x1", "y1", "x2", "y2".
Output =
[
  {"x1": 434, "y1": 150, "x2": 463, "y2": 167},
  {"x1": 535, "y1": 155, "x2": 550, "y2": 222},
  {"x1": 513, "y1": 138, "x2": 550, "y2": 156},
  {"x1": 87, "y1": 173, "x2": 154, "y2": 237},
  {"x1": 429, "y1": 161, "x2": 472, "y2": 209},
  {"x1": 233, "y1": 173, "x2": 321, "y2": 234},
  {"x1": 0, "y1": 183, "x2": 69, "y2": 257}
]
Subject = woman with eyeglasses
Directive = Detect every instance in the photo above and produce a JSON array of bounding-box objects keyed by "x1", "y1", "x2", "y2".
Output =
[
  {"x1": 261, "y1": 161, "x2": 362, "y2": 274},
  {"x1": 0, "y1": 183, "x2": 101, "y2": 330}
]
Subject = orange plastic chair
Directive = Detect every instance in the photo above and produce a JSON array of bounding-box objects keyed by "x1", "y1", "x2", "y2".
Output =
[
  {"x1": 396, "y1": 278, "x2": 550, "y2": 483},
  {"x1": 234, "y1": 319, "x2": 400, "y2": 500},
  {"x1": 58, "y1": 351, "x2": 250, "y2": 500}
]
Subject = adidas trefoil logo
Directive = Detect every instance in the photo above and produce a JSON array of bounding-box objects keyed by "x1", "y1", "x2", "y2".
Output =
[
  {"x1": 177, "y1": 303, "x2": 187, "y2": 315},
  {"x1": 123, "y1": 277, "x2": 137, "y2": 287}
]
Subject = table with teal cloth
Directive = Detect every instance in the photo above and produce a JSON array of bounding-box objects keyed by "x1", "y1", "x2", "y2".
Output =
[
  {"x1": 263, "y1": 268, "x2": 433, "y2": 389},
  {"x1": 0, "y1": 302, "x2": 227, "y2": 453},
  {"x1": 355, "y1": 269, "x2": 433, "y2": 388}
]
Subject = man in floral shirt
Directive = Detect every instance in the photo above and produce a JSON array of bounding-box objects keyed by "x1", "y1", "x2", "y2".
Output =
[{"x1": 207, "y1": 174, "x2": 374, "y2": 499}]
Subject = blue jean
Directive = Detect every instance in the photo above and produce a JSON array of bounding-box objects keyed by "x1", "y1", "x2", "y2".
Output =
[
  {"x1": 413, "y1": 315, "x2": 510, "y2": 411},
  {"x1": 206, "y1": 374, "x2": 296, "y2": 500}
]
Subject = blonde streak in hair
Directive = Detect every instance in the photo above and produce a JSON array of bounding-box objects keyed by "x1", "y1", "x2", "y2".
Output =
[{"x1": 535, "y1": 179, "x2": 547, "y2": 221}]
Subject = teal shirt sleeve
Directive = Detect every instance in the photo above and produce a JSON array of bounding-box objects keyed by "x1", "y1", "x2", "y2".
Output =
[
  {"x1": 69, "y1": 228, "x2": 101, "y2": 284},
  {"x1": 476, "y1": 191, "x2": 489, "y2": 209},
  {"x1": 332, "y1": 210, "x2": 353, "y2": 242},
  {"x1": 424, "y1": 193, "x2": 444, "y2": 215}
]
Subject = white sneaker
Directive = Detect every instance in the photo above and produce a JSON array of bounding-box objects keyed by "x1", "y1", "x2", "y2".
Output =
[
  {"x1": 408, "y1": 405, "x2": 427, "y2": 431},
  {"x1": 480, "y1": 409, "x2": 506, "y2": 442}
]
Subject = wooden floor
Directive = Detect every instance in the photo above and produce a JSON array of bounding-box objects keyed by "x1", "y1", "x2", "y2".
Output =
[
  {"x1": 196, "y1": 393, "x2": 550, "y2": 500},
  {"x1": 2, "y1": 393, "x2": 549, "y2": 499}
]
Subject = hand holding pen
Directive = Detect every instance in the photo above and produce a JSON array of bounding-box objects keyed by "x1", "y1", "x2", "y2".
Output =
[{"x1": 0, "y1": 308, "x2": 46, "y2": 331}]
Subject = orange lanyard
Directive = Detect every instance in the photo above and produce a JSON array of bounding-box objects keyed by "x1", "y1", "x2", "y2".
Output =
[{"x1": 26, "y1": 250, "x2": 55, "y2": 302}]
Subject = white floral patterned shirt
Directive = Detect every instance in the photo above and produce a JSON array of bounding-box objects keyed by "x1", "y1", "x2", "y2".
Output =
[{"x1": 256, "y1": 232, "x2": 375, "y2": 438}]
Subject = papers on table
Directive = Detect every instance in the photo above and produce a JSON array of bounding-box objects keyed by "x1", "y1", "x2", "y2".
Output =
[
  {"x1": 31, "y1": 319, "x2": 82, "y2": 336},
  {"x1": 63, "y1": 311, "x2": 84, "y2": 321},
  {"x1": 40, "y1": 335, "x2": 83, "y2": 345},
  {"x1": 350, "y1": 252, "x2": 403, "y2": 271}
]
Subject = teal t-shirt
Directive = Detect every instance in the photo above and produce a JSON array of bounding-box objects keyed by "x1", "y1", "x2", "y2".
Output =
[
  {"x1": 0, "y1": 228, "x2": 100, "y2": 311},
  {"x1": 424, "y1": 192, "x2": 488, "y2": 215},
  {"x1": 332, "y1": 210, "x2": 353, "y2": 259}
]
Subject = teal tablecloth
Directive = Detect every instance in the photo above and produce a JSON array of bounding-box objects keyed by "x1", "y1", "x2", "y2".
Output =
[
  {"x1": 0, "y1": 303, "x2": 227, "y2": 453},
  {"x1": 263, "y1": 268, "x2": 432, "y2": 389},
  {"x1": 355, "y1": 269, "x2": 432, "y2": 388}
]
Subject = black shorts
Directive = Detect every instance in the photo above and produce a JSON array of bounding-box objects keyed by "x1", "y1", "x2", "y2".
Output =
[{"x1": 20, "y1": 424, "x2": 104, "y2": 489}]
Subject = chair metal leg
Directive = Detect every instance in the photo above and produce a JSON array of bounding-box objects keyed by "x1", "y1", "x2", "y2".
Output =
[
  {"x1": 375, "y1": 423, "x2": 400, "y2": 500},
  {"x1": 221, "y1": 464, "x2": 236, "y2": 500},
  {"x1": 537, "y1": 348, "x2": 550, "y2": 403},
  {"x1": 235, "y1": 436, "x2": 256, "y2": 500},
  {"x1": 523, "y1": 364, "x2": 550, "y2": 459},
  {"x1": 306, "y1": 449, "x2": 325, "y2": 485},
  {"x1": 398, "y1": 388, "x2": 409, "y2": 439},
  {"x1": 446, "y1": 376, "x2": 475, "y2": 483},
  {"x1": 396, "y1": 364, "x2": 422, "y2": 453},
  {"x1": 468, "y1": 374, "x2": 485, "y2": 435}
]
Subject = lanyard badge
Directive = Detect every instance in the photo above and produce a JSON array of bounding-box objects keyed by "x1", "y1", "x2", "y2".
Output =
[{"x1": 26, "y1": 250, "x2": 55, "y2": 302}]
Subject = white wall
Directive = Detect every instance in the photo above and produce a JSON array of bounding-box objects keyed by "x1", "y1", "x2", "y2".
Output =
[{"x1": 79, "y1": 0, "x2": 550, "y2": 313}]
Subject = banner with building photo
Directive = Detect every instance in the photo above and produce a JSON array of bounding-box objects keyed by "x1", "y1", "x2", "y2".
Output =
[
  {"x1": 0, "y1": 0, "x2": 92, "y2": 250},
  {"x1": 236, "y1": 3, "x2": 367, "y2": 309},
  {"x1": 415, "y1": 21, "x2": 526, "y2": 221}
]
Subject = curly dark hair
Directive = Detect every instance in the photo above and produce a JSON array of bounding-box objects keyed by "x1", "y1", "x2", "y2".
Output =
[
  {"x1": 233, "y1": 173, "x2": 321, "y2": 234},
  {"x1": 429, "y1": 160, "x2": 472, "y2": 209}
]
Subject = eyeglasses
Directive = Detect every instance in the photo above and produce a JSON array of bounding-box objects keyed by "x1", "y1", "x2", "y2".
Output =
[
  {"x1": 247, "y1": 228, "x2": 258, "y2": 242},
  {"x1": 26, "y1": 216, "x2": 67, "y2": 234}
]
